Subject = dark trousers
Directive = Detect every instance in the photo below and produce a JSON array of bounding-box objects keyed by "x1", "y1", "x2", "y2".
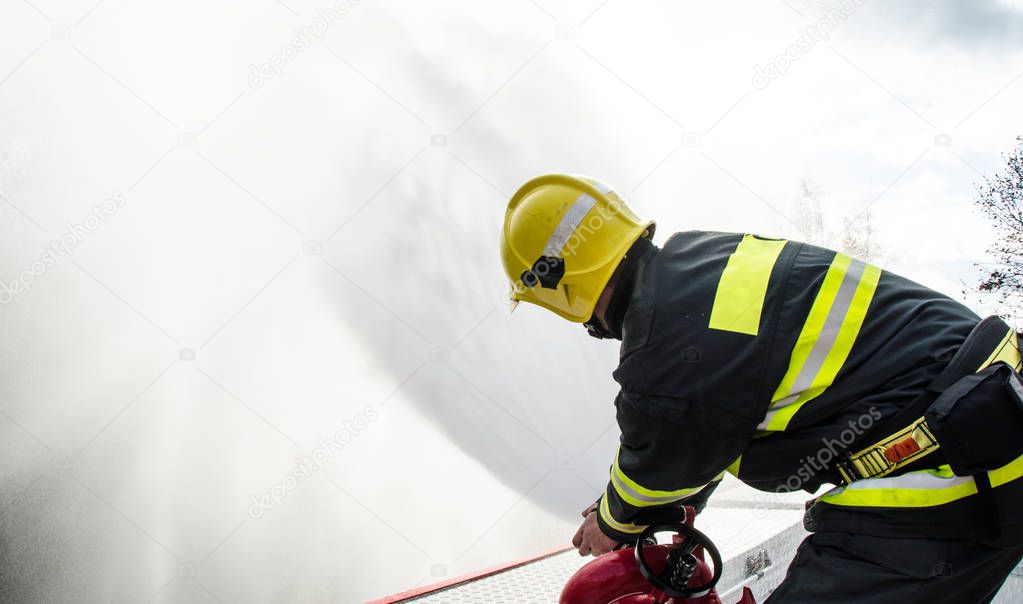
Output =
[{"x1": 765, "y1": 531, "x2": 1023, "y2": 603}]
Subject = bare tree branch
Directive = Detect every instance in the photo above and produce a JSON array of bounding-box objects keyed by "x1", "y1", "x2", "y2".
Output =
[{"x1": 974, "y1": 136, "x2": 1023, "y2": 317}]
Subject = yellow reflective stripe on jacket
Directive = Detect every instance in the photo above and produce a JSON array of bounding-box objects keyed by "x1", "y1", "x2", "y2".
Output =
[
  {"x1": 598, "y1": 494, "x2": 645, "y2": 534},
  {"x1": 819, "y1": 453, "x2": 1023, "y2": 508},
  {"x1": 610, "y1": 448, "x2": 707, "y2": 507},
  {"x1": 726, "y1": 455, "x2": 742, "y2": 477},
  {"x1": 980, "y1": 327, "x2": 1022, "y2": 372},
  {"x1": 758, "y1": 254, "x2": 882, "y2": 431},
  {"x1": 709, "y1": 234, "x2": 786, "y2": 336}
]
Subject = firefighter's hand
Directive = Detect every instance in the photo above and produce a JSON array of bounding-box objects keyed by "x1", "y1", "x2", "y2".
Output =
[{"x1": 572, "y1": 510, "x2": 618, "y2": 557}]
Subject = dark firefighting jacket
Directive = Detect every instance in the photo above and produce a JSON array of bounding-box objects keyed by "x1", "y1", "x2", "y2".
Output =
[{"x1": 597, "y1": 231, "x2": 1023, "y2": 545}]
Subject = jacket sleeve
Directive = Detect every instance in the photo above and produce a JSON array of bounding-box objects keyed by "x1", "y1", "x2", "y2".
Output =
[{"x1": 596, "y1": 390, "x2": 750, "y2": 542}]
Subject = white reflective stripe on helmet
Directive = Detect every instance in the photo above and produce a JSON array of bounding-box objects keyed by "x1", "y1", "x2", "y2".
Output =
[{"x1": 541, "y1": 193, "x2": 597, "y2": 257}]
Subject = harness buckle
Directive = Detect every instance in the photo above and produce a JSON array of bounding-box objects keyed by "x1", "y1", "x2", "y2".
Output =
[
  {"x1": 834, "y1": 419, "x2": 941, "y2": 486},
  {"x1": 834, "y1": 458, "x2": 860, "y2": 486}
]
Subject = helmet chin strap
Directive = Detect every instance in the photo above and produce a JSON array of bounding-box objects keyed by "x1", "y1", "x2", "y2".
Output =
[
  {"x1": 584, "y1": 319, "x2": 613, "y2": 340},
  {"x1": 581, "y1": 237, "x2": 654, "y2": 341}
]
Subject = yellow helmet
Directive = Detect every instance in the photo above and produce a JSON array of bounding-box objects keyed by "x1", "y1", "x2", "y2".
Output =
[{"x1": 500, "y1": 174, "x2": 655, "y2": 323}]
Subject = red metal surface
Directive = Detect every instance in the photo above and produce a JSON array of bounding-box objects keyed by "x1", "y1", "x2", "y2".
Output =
[
  {"x1": 559, "y1": 544, "x2": 744, "y2": 604},
  {"x1": 368, "y1": 506, "x2": 758, "y2": 604},
  {"x1": 560, "y1": 506, "x2": 756, "y2": 604},
  {"x1": 366, "y1": 545, "x2": 574, "y2": 603}
]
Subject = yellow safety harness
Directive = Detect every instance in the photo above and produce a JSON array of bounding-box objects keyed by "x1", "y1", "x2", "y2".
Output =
[
  {"x1": 836, "y1": 417, "x2": 940, "y2": 484},
  {"x1": 833, "y1": 323, "x2": 1021, "y2": 487}
]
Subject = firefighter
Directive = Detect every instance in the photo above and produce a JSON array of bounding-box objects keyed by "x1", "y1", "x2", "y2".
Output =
[{"x1": 500, "y1": 174, "x2": 1023, "y2": 603}]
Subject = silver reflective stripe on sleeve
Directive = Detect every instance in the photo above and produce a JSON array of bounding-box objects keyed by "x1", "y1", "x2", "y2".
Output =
[
  {"x1": 610, "y1": 470, "x2": 706, "y2": 506},
  {"x1": 542, "y1": 193, "x2": 597, "y2": 257},
  {"x1": 767, "y1": 258, "x2": 866, "y2": 414},
  {"x1": 757, "y1": 255, "x2": 880, "y2": 432}
]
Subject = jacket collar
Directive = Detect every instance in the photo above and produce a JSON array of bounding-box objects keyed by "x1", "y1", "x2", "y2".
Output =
[{"x1": 587, "y1": 237, "x2": 655, "y2": 340}]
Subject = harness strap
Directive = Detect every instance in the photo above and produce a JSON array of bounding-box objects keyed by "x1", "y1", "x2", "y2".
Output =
[
  {"x1": 836, "y1": 417, "x2": 940, "y2": 484},
  {"x1": 973, "y1": 471, "x2": 1001, "y2": 539},
  {"x1": 832, "y1": 316, "x2": 1018, "y2": 486}
]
